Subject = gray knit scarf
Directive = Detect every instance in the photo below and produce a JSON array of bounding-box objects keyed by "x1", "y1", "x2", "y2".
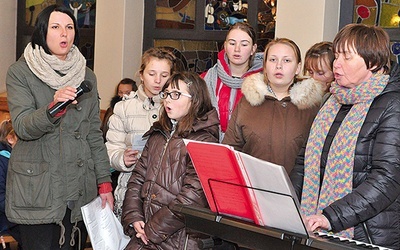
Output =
[
  {"x1": 24, "y1": 42, "x2": 86, "y2": 90},
  {"x1": 204, "y1": 52, "x2": 263, "y2": 112}
]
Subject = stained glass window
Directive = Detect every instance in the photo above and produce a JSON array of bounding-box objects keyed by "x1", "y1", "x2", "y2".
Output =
[
  {"x1": 353, "y1": 0, "x2": 399, "y2": 28},
  {"x1": 353, "y1": 0, "x2": 400, "y2": 63},
  {"x1": 203, "y1": 0, "x2": 276, "y2": 50},
  {"x1": 156, "y1": 0, "x2": 196, "y2": 29},
  {"x1": 25, "y1": 0, "x2": 96, "y2": 28},
  {"x1": 204, "y1": 0, "x2": 248, "y2": 30},
  {"x1": 256, "y1": 0, "x2": 276, "y2": 52},
  {"x1": 145, "y1": 1, "x2": 277, "y2": 73},
  {"x1": 155, "y1": 39, "x2": 220, "y2": 73}
]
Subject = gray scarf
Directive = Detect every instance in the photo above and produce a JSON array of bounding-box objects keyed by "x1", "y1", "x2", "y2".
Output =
[
  {"x1": 204, "y1": 52, "x2": 264, "y2": 112},
  {"x1": 24, "y1": 42, "x2": 86, "y2": 90}
]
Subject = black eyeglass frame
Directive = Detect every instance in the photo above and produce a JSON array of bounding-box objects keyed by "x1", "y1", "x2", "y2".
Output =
[{"x1": 159, "y1": 91, "x2": 192, "y2": 100}]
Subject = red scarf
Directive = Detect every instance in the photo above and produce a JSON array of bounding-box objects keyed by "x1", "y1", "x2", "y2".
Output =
[{"x1": 216, "y1": 79, "x2": 243, "y2": 132}]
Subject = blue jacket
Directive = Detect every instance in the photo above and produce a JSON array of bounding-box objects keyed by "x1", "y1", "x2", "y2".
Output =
[{"x1": 0, "y1": 142, "x2": 11, "y2": 233}]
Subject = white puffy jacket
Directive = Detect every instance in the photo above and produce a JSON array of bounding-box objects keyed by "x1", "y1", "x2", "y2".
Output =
[{"x1": 106, "y1": 84, "x2": 162, "y2": 219}]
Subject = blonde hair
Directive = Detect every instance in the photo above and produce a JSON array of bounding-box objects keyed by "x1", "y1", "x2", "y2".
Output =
[
  {"x1": 303, "y1": 41, "x2": 334, "y2": 76},
  {"x1": 137, "y1": 47, "x2": 176, "y2": 77},
  {"x1": 263, "y1": 38, "x2": 302, "y2": 83}
]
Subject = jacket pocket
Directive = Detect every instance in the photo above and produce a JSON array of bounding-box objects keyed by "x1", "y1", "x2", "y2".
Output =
[{"x1": 12, "y1": 162, "x2": 51, "y2": 208}]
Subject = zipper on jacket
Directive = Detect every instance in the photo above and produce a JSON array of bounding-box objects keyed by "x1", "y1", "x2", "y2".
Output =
[
  {"x1": 362, "y1": 222, "x2": 374, "y2": 245},
  {"x1": 144, "y1": 120, "x2": 177, "y2": 222}
]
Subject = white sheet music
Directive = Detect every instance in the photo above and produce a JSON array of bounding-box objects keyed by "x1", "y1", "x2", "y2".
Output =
[
  {"x1": 238, "y1": 152, "x2": 308, "y2": 236},
  {"x1": 184, "y1": 139, "x2": 310, "y2": 237},
  {"x1": 81, "y1": 196, "x2": 130, "y2": 250}
]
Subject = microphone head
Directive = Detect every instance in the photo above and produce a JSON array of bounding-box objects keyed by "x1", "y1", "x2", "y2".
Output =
[{"x1": 80, "y1": 80, "x2": 93, "y2": 93}]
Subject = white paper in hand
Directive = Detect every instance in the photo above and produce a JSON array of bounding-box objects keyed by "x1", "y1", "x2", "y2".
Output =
[
  {"x1": 132, "y1": 133, "x2": 147, "y2": 152},
  {"x1": 81, "y1": 196, "x2": 130, "y2": 250}
]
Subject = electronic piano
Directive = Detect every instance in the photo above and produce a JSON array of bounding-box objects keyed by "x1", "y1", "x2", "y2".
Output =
[{"x1": 173, "y1": 204, "x2": 392, "y2": 250}]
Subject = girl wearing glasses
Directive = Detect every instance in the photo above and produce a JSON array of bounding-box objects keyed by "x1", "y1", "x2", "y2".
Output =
[
  {"x1": 122, "y1": 72, "x2": 219, "y2": 249},
  {"x1": 106, "y1": 47, "x2": 177, "y2": 221}
]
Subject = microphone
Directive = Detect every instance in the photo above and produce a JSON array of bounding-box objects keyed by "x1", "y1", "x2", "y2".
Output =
[{"x1": 48, "y1": 80, "x2": 93, "y2": 118}]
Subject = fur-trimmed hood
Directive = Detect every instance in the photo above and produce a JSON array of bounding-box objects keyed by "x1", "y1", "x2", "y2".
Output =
[{"x1": 241, "y1": 73, "x2": 325, "y2": 109}]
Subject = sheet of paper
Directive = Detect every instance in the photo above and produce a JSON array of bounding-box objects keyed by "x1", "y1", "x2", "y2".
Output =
[
  {"x1": 81, "y1": 196, "x2": 130, "y2": 250},
  {"x1": 132, "y1": 133, "x2": 147, "y2": 151}
]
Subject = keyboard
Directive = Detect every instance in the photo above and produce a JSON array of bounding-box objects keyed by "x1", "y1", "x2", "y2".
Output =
[
  {"x1": 314, "y1": 232, "x2": 392, "y2": 250},
  {"x1": 173, "y1": 204, "x2": 396, "y2": 250}
]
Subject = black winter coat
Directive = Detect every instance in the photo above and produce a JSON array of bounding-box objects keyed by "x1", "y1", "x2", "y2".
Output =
[{"x1": 290, "y1": 63, "x2": 400, "y2": 249}]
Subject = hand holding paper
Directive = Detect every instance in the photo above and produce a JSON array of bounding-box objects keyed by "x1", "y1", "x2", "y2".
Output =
[
  {"x1": 123, "y1": 148, "x2": 139, "y2": 167},
  {"x1": 81, "y1": 196, "x2": 130, "y2": 250}
]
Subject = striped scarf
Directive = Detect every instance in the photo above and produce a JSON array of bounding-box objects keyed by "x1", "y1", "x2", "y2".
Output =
[{"x1": 300, "y1": 73, "x2": 389, "y2": 238}]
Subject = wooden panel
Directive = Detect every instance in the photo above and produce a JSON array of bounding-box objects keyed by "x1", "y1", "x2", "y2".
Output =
[
  {"x1": 100, "y1": 109, "x2": 106, "y2": 122},
  {"x1": 0, "y1": 93, "x2": 10, "y2": 122},
  {"x1": 0, "y1": 234, "x2": 16, "y2": 244}
]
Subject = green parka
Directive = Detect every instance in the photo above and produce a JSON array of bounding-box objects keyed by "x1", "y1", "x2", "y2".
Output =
[{"x1": 5, "y1": 56, "x2": 111, "y2": 225}]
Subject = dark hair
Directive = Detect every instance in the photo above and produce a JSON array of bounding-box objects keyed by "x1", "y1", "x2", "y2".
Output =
[
  {"x1": 115, "y1": 78, "x2": 138, "y2": 96},
  {"x1": 263, "y1": 38, "x2": 302, "y2": 83},
  {"x1": 31, "y1": 4, "x2": 80, "y2": 54},
  {"x1": 333, "y1": 23, "x2": 390, "y2": 74},
  {"x1": 158, "y1": 71, "x2": 213, "y2": 136},
  {"x1": 303, "y1": 41, "x2": 334, "y2": 76},
  {"x1": 137, "y1": 47, "x2": 177, "y2": 77}
]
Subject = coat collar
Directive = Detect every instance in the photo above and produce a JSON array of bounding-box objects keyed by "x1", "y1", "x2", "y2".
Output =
[
  {"x1": 146, "y1": 108, "x2": 220, "y2": 139},
  {"x1": 241, "y1": 73, "x2": 325, "y2": 109},
  {"x1": 124, "y1": 84, "x2": 162, "y2": 110}
]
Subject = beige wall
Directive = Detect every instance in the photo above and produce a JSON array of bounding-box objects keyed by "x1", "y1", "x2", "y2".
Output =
[
  {"x1": 275, "y1": 0, "x2": 340, "y2": 71},
  {"x1": 94, "y1": 0, "x2": 144, "y2": 110},
  {"x1": 0, "y1": 1, "x2": 17, "y2": 93}
]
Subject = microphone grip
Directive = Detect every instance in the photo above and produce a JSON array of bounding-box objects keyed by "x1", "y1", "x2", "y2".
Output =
[{"x1": 48, "y1": 87, "x2": 85, "y2": 118}]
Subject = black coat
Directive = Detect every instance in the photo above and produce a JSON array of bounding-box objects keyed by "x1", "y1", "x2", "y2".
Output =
[{"x1": 290, "y1": 63, "x2": 400, "y2": 249}]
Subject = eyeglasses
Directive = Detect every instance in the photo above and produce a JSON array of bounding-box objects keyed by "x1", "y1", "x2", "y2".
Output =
[{"x1": 159, "y1": 91, "x2": 192, "y2": 100}]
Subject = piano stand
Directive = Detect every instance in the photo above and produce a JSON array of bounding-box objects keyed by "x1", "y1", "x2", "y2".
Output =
[{"x1": 173, "y1": 204, "x2": 385, "y2": 250}]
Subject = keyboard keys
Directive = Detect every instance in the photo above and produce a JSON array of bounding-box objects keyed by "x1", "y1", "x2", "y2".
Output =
[{"x1": 315, "y1": 232, "x2": 392, "y2": 250}]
